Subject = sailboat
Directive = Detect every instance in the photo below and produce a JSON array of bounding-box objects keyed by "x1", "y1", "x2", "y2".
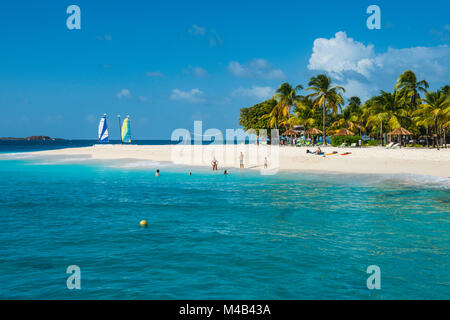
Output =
[
  {"x1": 98, "y1": 114, "x2": 109, "y2": 143},
  {"x1": 121, "y1": 115, "x2": 131, "y2": 143}
]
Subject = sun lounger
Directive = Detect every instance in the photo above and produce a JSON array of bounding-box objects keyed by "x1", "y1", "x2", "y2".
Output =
[
  {"x1": 385, "y1": 142, "x2": 394, "y2": 149},
  {"x1": 391, "y1": 143, "x2": 400, "y2": 149},
  {"x1": 350, "y1": 143, "x2": 357, "y2": 147},
  {"x1": 339, "y1": 143, "x2": 346, "y2": 147}
]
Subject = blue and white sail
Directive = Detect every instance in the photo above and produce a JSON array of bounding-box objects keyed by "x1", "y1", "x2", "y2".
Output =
[{"x1": 98, "y1": 114, "x2": 109, "y2": 142}]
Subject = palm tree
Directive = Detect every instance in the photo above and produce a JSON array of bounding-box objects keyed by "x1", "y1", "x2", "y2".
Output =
[
  {"x1": 306, "y1": 74, "x2": 345, "y2": 145},
  {"x1": 364, "y1": 91, "x2": 403, "y2": 146},
  {"x1": 272, "y1": 83, "x2": 304, "y2": 124},
  {"x1": 342, "y1": 96, "x2": 362, "y2": 120},
  {"x1": 341, "y1": 96, "x2": 365, "y2": 136},
  {"x1": 395, "y1": 70, "x2": 429, "y2": 115},
  {"x1": 412, "y1": 90, "x2": 449, "y2": 149}
]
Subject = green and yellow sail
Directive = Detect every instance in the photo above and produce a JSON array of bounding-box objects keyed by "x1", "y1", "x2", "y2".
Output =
[{"x1": 121, "y1": 116, "x2": 131, "y2": 143}]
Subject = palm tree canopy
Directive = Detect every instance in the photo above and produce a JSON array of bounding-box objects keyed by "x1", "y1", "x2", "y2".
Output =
[
  {"x1": 272, "y1": 82, "x2": 304, "y2": 120},
  {"x1": 395, "y1": 70, "x2": 429, "y2": 112},
  {"x1": 306, "y1": 74, "x2": 345, "y2": 114},
  {"x1": 334, "y1": 128, "x2": 355, "y2": 136},
  {"x1": 412, "y1": 90, "x2": 450, "y2": 128}
]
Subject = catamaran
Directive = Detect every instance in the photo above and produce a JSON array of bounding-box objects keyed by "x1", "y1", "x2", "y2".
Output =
[
  {"x1": 121, "y1": 115, "x2": 131, "y2": 143},
  {"x1": 98, "y1": 114, "x2": 109, "y2": 143}
]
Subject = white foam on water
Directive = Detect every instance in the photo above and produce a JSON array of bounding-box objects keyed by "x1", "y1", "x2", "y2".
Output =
[
  {"x1": 351, "y1": 172, "x2": 450, "y2": 190},
  {"x1": 0, "y1": 152, "x2": 37, "y2": 159},
  {"x1": 110, "y1": 159, "x2": 164, "y2": 169}
]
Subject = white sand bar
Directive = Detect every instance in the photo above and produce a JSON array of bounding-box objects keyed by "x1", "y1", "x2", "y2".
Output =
[{"x1": 26, "y1": 144, "x2": 450, "y2": 178}]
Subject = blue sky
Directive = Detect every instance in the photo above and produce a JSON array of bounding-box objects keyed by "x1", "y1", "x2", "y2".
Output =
[{"x1": 0, "y1": 0, "x2": 449, "y2": 139}]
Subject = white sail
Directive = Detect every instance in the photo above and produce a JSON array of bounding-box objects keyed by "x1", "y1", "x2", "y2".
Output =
[{"x1": 98, "y1": 114, "x2": 109, "y2": 142}]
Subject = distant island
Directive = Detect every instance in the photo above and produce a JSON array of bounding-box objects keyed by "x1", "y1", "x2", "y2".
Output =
[{"x1": 0, "y1": 136, "x2": 64, "y2": 141}]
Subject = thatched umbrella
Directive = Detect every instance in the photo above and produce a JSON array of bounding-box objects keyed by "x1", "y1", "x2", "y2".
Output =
[
  {"x1": 283, "y1": 129, "x2": 299, "y2": 136},
  {"x1": 333, "y1": 128, "x2": 356, "y2": 146},
  {"x1": 305, "y1": 128, "x2": 323, "y2": 135},
  {"x1": 333, "y1": 128, "x2": 355, "y2": 136},
  {"x1": 282, "y1": 129, "x2": 299, "y2": 145},
  {"x1": 387, "y1": 127, "x2": 412, "y2": 136},
  {"x1": 388, "y1": 127, "x2": 412, "y2": 146},
  {"x1": 305, "y1": 128, "x2": 323, "y2": 144}
]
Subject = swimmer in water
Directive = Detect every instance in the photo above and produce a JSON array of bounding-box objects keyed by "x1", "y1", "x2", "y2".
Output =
[
  {"x1": 155, "y1": 169, "x2": 160, "y2": 177},
  {"x1": 224, "y1": 170, "x2": 228, "y2": 175}
]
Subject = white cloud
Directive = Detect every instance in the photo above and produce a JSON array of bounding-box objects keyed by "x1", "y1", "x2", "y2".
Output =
[
  {"x1": 337, "y1": 79, "x2": 374, "y2": 102},
  {"x1": 188, "y1": 25, "x2": 206, "y2": 36},
  {"x1": 117, "y1": 89, "x2": 131, "y2": 99},
  {"x1": 228, "y1": 59, "x2": 286, "y2": 80},
  {"x1": 185, "y1": 65, "x2": 208, "y2": 77},
  {"x1": 138, "y1": 96, "x2": 150, "y2": 103},
  {"x1": 307, "y1": 31, "x2": 450, "y2": 100},
  {"x1": 232, "y1": 86, "x2": 275, "y2": 100},
  {"x1": 146, "y1": 71, "x2": 165, "y2": 78},
  {"x1": 209, "y1": 29, "x2": 223, "y2": 47},
  {"x1": 170, "y1": 88, "x2": 205, "y2": 103},
  {"x1": 308, "y1": 31, "x2": 376, "y2": 79},
  {"x1": 374, "y1": 46, "x2": 449, "y2": 82},
  {"x1": 188, "y1": 25, "x2": 222, "y2": 47}
]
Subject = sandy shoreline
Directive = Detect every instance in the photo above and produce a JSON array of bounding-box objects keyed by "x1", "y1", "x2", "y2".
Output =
[{"x1": 17, "y1": 144, "x2": 450, "y2": 178}]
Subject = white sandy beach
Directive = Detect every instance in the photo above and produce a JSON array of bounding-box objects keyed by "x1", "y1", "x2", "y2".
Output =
[{"x1": 25, "y1": 144, "x2": 450, "y2": 178}]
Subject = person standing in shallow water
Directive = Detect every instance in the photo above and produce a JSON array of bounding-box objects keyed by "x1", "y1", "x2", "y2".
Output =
[
  {"x1": 239, "y1": 152, "x2": 244, "y2": 169},
  {"x1": 155, "y1": 169, "x2": 159, "y2": 177},
  {"x1": 211, "y1": 157, "x2": 218, "y2": 171}
]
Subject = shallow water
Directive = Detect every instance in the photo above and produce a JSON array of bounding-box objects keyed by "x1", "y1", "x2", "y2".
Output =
[{"x1": 0, "y1": 153, "x2": 449, "y2": 299}]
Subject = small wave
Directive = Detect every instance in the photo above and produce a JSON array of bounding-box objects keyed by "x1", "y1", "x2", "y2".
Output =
[
  {"x1": 365, "y1": 173, "x2": 450, "y2": 190},
  {"x1": 109, "y1": 160, "x2": 165, "y2": 169},
  {"x1": 0, "y1": 153, "x2": 36, "y2": 160}
]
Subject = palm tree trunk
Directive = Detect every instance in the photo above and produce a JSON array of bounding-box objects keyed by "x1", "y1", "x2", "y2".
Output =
[
  {"x1": 322, "y1": 102, "x2": 326, "y2": 145},
  {"x1": 444, "y1": 127, "x2": 447, "y2": 149},
  {"x1": 434, "y1": 119, "x2": 439, "y2": 150},
  {"x1": 380, "y1": 121, "x2": 383, "y2": 146},
  {"x1": 426, "y1": 126, "x2": 429, "y2": 148}
]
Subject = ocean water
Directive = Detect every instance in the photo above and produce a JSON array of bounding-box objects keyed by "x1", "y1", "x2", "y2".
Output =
[{"x1": 0, "y1": 146, "x2": 449, "y2": 299}]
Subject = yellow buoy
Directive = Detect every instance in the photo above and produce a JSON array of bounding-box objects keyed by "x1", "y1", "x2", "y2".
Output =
[{"x1": 140, "y1": 220, "x2": 148, "y2": 227}]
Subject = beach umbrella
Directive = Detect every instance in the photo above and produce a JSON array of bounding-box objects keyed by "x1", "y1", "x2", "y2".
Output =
[
  {"x1": 305, "y1": 128, "x2": 323, "y2": 145},
  {"x1": 387, "y1": 127, "x2": 412, "y2": 146},
  {"x1": 333, "y1": 128, "x2": 355, "y2": 136},
  {"x1": 305, "y1": 128, "x2": 323, "y2": 135},
  {"x1": 387, "y1": 127, "x2": 412, "y2": 136},
  {"x1": 282, "y1": 129, "x2": 299, "y2": 145},
  {"x1": 283, "y1": 129, "x2": 299, "y2": 136},
  {"x1": 333, "y1": 128, "x2": 356, "y2": 145}
]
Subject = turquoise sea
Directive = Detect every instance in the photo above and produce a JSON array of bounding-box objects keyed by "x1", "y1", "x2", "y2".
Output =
[{"x1": 0, "y1": 142, "x2": 449, "y2": 299}]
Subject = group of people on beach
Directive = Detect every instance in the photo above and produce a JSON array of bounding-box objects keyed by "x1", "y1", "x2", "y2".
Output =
[
  {"x1": 154, "y1": 151, "x2": 270, "y2": 177},
  {"x1": 211, "y1": 152, "x2": 246, "y2": 172}
]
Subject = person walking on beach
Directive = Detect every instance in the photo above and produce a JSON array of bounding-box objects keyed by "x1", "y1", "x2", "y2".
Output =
[
  {"x1": 239, "y1": 152, "x2": 244, "y2": 169},
  {"x1": 264, "y1": 157, "x2": 268, "y2": 169}
]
